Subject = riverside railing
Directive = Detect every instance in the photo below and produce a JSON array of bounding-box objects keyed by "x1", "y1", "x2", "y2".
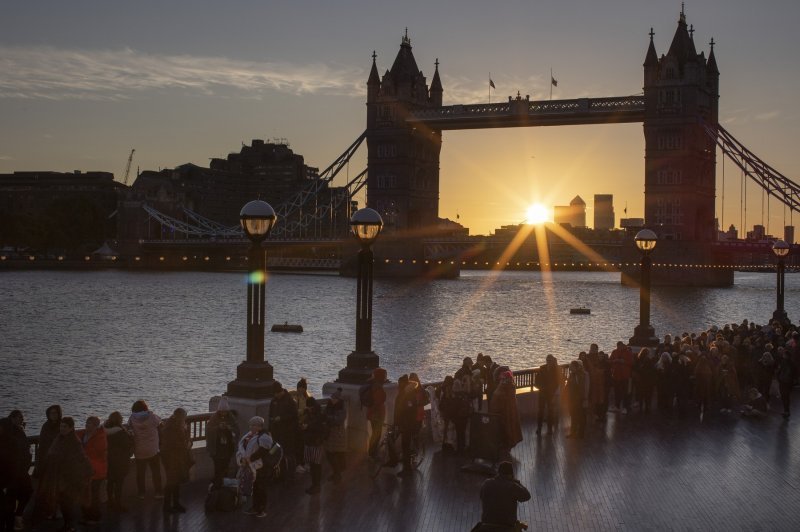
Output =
[{"x1": 26, "y1": 364, "x2": 570, "y2": 462}]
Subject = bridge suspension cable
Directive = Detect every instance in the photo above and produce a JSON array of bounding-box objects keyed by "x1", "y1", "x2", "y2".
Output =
[
  {"x1": 271, "y1": 131, "x2": 367, "y2": 238},
  {"x1": 703, "y1": 121, "x2": 800, "y2": 219}
]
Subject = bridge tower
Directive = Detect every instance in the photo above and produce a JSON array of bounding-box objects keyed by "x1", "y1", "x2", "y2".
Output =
[
  {"x1": 643, "y1": 10, "x2": 719, "y2": 242},
  {"x1": 366, "y1": 32, "x2": 443, "y2": 236}
]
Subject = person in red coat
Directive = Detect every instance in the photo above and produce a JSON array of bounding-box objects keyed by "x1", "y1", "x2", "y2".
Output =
[
  {"x1": 76, "y1": 416, "x2": 107, "y2": 524},
  {"x1": 609, "y1": 341, "x2": 634, "y2": 413}
]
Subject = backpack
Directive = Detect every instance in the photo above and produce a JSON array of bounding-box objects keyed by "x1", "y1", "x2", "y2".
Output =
[
  {"x1": 205, "y1": 483, "x2": 239, "y2": 513},
  {"x1": 359, "y1": 383, "x2": 374, "y2": 409}
]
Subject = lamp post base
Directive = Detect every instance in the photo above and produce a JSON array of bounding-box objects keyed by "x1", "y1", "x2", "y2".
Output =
[
  {"x1": 772, "y1": 309, "x2": 789, "y2": 324},
  {"x1": 629, "y1": 324, "x2": 659, "y2": 349},
  {"x1": 226, "y1": 361, "x2": 276, "y2": 399},
  {"x1": 337, "y1": 351, "x2": 380, "y2": 384}
]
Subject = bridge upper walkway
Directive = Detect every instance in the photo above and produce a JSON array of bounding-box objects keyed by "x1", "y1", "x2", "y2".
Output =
[
  {"x1": 408, "y1": 95, "x2": 646, "y2": 130},
  {"x1": 28, "y1": 388, "x2": 800, "y2": 531}
]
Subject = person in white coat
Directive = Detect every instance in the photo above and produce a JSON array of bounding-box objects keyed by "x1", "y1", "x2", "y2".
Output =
[{"x1": 236, "y1": 416, "x2": 278, "y2": 518}]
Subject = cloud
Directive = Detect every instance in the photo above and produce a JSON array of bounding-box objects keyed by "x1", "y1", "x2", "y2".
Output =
[{"x1": 0, "y1": 46, "x2": 366, "y2": 100}]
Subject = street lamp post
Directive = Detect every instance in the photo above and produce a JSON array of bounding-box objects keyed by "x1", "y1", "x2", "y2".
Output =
[
  {"x1": 338, "y1": 208, "x2": 383, "y2": 383},
  {"x1": 629, "y1": 229, "x2": 659, "y2": 348},
  {"x1": 772, "y1": 239, "x2": 789, "y2": 324},
  {"x1": 227, "y1": 200, "x2": 278, "y2": 398}
]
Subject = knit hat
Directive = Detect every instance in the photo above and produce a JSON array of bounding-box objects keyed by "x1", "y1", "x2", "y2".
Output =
[
  {"x1": 248, "y1": 416, "x2": 265, "y2": 427},
  {"x1": 216, "y1": 396, "x2": 230, "y2": 412},
  {"x1": 372, "y1": 367, "x2": 387, "y2": 382}
]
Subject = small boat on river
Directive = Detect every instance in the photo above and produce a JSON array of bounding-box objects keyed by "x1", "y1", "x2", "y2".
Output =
[
  {"x1": 570, "y1": 307, "x2": 591, "y2": 315},
  {"x1": 271, "y1": 322, "x2": 303, "y2": 333}
]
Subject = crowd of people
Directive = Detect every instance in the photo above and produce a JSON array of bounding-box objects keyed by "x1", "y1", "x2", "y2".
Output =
[
  {"x1": 552, "y1": 319, "x2": 798, "y2": 439},
  {"x1": 2, "y1": 318, "x2": 796, "y2": 529}
]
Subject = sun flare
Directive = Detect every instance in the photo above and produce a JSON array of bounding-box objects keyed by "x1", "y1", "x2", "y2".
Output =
[{"x1": 525, "y1": 203, "x2": 550, "y2": 225}]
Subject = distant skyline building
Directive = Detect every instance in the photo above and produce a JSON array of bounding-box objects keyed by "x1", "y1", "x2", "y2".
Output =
[
  {"x1": 594, "y1": 194, "x2": 614, "y2": 230},
  {"x1": 554, "y1": 195, "x2": 586, "y2": 228}
]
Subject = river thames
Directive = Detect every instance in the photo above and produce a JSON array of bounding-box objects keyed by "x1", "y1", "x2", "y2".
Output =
[{"x1": 3, "y1": 269, "x2": 797, "y2": 432}]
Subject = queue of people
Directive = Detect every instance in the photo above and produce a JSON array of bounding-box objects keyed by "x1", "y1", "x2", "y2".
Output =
[
  {"x1": 0, "y1": 401, "x2": 197, "y2": 531},
  {"x1": 555, "y1": 319, "x2": 798, "y2": 438}
]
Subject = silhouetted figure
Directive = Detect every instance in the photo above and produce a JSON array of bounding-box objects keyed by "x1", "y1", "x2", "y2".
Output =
[
  {"x1": 206, "y1": 397, "x2": 239, "y2": 487},
  {"x1": 76, "y1": 416, "x2": 107, "y2": 524},
  {"x1": 128, "y1": 400, "x2": 163, "y2": 499},
  {"x1": 104, "y1": 411, "x2": 133, "y2": 512},
  {"x1": 160, "y1": 408, "x2": 192, "y2": 513},
  {"x1": 0, "y1": 410, "x2": 32, "y2": 532},
  {"x1": 474, "y1": 461, "x2": 530, "y2": 531}
]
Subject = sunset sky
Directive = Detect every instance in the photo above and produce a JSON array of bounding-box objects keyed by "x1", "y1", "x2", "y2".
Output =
[{"x1": 2, "y1": 0, "x2": 799, "y2": 235}]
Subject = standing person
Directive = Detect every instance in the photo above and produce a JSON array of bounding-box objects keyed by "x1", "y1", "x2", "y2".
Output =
[
  {"x1": 394, "y1": 375, "x2": 419, "y2": 477},
  {"x1": 716, "y1": 355, "x2": 740, "y2": 413},
  {"x1": 489, "y1": 371, "x2": 523, "y2": 456},
  {"x1": 536, "y1": 355, "x2": 561, "y2": 434},
  {"x1": 636, "y1": 349, "x2": 658, "y2": 414},
  {"x1": 364, "y1": 368, "x2": 388, "y2": 459},
  {"x1": 128, "y1": 400, "x2": 163, "y2": 499},
  {"x1": 475, "y1": 461, "x2": 531, "y2": 531},
  {"x1": 206, "y1": 397, "x2": 239, "y2": 487},
  {"x1": 655, "y1": 352, "x2": 674, "y2": 412},
  {"x1": 236, "y1": 417, "x2": 275, "y2": 518},
  {"x1": 756, "y1": 352, "x2": 776, "y2": 405},
  {"x1": 436, "y1": 376, "x2": 456, "y2": 451},
  {"x1": 566, "y1": 360, "x2": 589, "y2": 438},
  {"x1": 294, "y1": 379, "x2": 311, "y2": 473},
  {"x1": 409, "y1": 373, "x2": 430, "y2": 450},
  {"x1": 268, "y1": 382, "x2": 299, "y2": 474},
  {"x1": 694, "y1": 354, "x2": 714, "y2": 416},
  {"x1": 103, "y1": 412, "x2": 133, "y2": 513},
  {"x1": 609, "y1": 341, "x2": 633, "y2": 414},
  {"x1": 76, "y1": 416, "x2": 107, "y2": 524},
  {"x1": 302, "y1": 398, "x2": 326, "y2": 495},
  {"x1": 37, "y1": 417, "x2": 92, "y2": 532},
  {"x1": 450, "y1": 377, "x2": 473, "y2": 454},
  {"x1": 0, "y1": 410, "x2": 32, "y2": 532},
  {"x1": 323, "y1": 388, "x2": 347, "y2": 483},
  {"x1": 33, "y1": 405, "x2": 62, "y2": 480},
  {"x1": 483, "y1": 356, "x2": 500, "y2": 405},
  {"x1": 159, "y1": 408, "x2": 192, "y2": 513},
  {"x1": 775, "y1": 349, "x2": 796, "y2": 418}
]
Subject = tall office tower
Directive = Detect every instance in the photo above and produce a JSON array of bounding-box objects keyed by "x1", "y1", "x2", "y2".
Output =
[{"x1": 594, "y1": 194, "x2": 614, "y2": 230}]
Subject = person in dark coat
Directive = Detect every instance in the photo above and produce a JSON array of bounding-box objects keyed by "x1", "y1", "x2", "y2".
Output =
[
  {"x1": 536, "y1": 355, "x2": 561, "y2": 434},
  {"x1": 302, "y1": 398, "x2": 326, "y2": 495},
  {"x1": 206, "y1": 397, "x2": 239, "y2": 487},
  {"x1": 489, "y1": 371, "x2": 523, "y2": 455},
  {"x1": 323, "y1": 389, "x2": 347, "y2": 483},
  {"x1": 268, "y1": 382, "x2": 299, "y2": 472},
  {"x1": 365, "y1": 368, "x2": 388, "y2": 459},
  {"x1": 103, "y1": 411, "x2": 133, "y2": 512},
  {"x1": 775, "y1": 350, "x2": 796, "y2": 418},
  {"x1": 566, "y1": 360, "x2": 589, "y2": 438},
  {"x1": 36, "y1": 416, "x2": 92, "y2": 532},
  {"x1": 33, "y1": 404, "x2": 62, "y2": 479},
  {"x1": 159, "y1": 408, "x2": 192, "y2": 513},
  {"x1": 393, "y1": 375, "x2": 419, "y2": 477},
  {"x1": 0, "y1": 410, "x2": 32, "y2": 532},
  {"x1": 477, "y1": 461, "x2": 530, "y2": 530},
  {"x1": 450, "y1": 377, "x2": 473, "y2": 454},
  {"x1": 636, "y1": 350, "x2": 658, "y2": 414}
]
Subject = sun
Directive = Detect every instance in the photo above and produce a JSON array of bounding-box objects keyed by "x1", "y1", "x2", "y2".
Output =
[{"x1": 525, "y1": 203, "x2": 550, "y2": 225}]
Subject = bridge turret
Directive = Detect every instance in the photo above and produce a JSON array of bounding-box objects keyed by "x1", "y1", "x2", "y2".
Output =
[
  {"x1": 365, "y1": 31, "x2": 443, "y2": 237},
  {"x1": 430, "y1": 59, "x2": 443, "y2": 107},
  {"x1": 643, "y1": 9, "x2": 719, "y2": 242}
]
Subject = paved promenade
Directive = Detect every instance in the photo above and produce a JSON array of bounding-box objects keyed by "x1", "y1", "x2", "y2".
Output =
[{"x1": 31, "y1": 392, "x2": 800, "y2": 531}]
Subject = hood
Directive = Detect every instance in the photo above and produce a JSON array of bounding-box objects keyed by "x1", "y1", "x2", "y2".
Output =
[
  {"x1": 45, "y1": 404, "x2": 63, "y2": 425},
  {"x1": 129, "y1": 411, "x2": 154, "y2": 425}
]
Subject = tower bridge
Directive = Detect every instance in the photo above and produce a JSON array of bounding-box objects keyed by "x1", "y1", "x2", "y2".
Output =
[{"x1": 132, "y1": 9, "x2": 799, "y2": 283}]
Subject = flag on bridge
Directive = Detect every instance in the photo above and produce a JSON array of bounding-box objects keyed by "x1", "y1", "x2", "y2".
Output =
[
  {"x1": 551, "y1": 76, "x2": 558, "y2": 87},
  {"x1": 489, "y1": 78, "x2": 495, "y2": 89}
]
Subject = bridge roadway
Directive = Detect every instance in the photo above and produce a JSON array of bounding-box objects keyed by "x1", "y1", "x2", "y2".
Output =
[
  {"x1": 31, "y1": 389, "x2": 800, "y2": 531},
  {"x1": 408, "y1": 96, "x2": 646, "y2": 130}
]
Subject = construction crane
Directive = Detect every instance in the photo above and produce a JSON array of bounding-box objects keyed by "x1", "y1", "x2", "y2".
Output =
[{"x1": 123, "y1": 149, "x2": 136, "y2": 185}]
